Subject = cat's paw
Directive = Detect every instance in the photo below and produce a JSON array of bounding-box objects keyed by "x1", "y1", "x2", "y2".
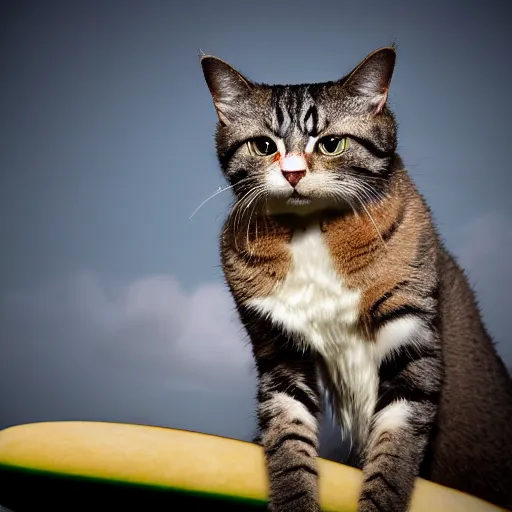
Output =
[
  {"x1": 358, "y1": 495, "x2": 407, "y2": 512},
  {"x1": 358, "y1": 498, "x2": 382, "y2": 512},
  {"x1": 268, "y1": 495, "x2": 322, "y2": 512}
]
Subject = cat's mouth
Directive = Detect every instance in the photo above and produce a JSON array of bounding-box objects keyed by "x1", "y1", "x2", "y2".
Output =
[
  {"x1": 263, "y1": 176, "x2": 357, "y2": 216},
  {"x1": 286, "y1": 191, "x2": 312, "y2": 206},
  {"x1": 265, "y1": 192, "x2": 343, "y2": 216}
]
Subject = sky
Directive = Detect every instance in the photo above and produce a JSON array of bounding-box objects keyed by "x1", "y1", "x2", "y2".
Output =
[{"x1": 1, "y1": 0, "x2": 511, "y2": 462}]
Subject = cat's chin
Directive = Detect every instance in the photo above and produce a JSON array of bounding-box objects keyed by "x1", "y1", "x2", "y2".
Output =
[{"x1": 264, "y1": 196, "x2": 351, "y2": 217}]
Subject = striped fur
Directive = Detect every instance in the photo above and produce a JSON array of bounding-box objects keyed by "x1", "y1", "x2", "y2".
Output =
[{"x1": 201, "y1": 47, "x2": 512, "y2": 511}]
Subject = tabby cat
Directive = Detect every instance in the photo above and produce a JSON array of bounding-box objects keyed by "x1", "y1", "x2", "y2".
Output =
[{"x1": 200, "y1": 47, "x2": 512, "y2": 511}]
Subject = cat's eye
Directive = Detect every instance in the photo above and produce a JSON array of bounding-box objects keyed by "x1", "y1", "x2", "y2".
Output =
[
  {"x1": 249, "y1": 137, "x2": 278, "y2": 156},
  {"x1": 318, "y1": 136, "x2": 349, "y2": 156}
]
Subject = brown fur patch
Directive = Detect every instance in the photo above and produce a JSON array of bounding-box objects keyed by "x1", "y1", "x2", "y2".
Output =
[
  {"x1": 320, "y1": 170, "x2": 437, "y2": 339},
  {"x1": 221, "y1": 213, "x2": 293, "y2": 303}
]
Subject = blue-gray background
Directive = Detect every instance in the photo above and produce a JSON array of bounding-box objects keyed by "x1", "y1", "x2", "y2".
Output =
[{"x1": 1, "y1": 0, "x2": 511, "y2": 458}]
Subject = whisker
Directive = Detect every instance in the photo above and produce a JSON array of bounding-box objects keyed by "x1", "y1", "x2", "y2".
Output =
[
  {"x1": 231, "y1": 186, "x2": 256, "y2": 230},
  {"x1": 229, "y1": 185, "x2": 267, "y2": 251},
  {"x1": 344, "y1": 170, "x2": 387, "y2": 183},
  {"x1": 236, "y1": 188, "x2": 261, "y2": 231},
  {"x1": 241, "y1": 189, "x2": 260, "y2": 247},
  {"x1": 189, "y1": 184, "x2": 234, "y2": 220},
  {"x1": 231, "y1": 200, "x2": 249, "y2": 251},
  {"x1": 241, "y1": 187, "x2": 265, "y2": 225},
  {"x1": 228, "y1": 188, "x2": 258, "y2": 251},
  {"x1": 353, "y1": 190, "x2": 387, "y2": 250},
  {"x1": 353, "y1": 183, "x2": 378, "y2": 206},
  {"x1": 355, "y1": 180, "x2": 386, "y2": 204},
  {"x1": 343, "y1": 172, "x2": 387, "y2": 202},
  {"x1": 245, "y1": 188, "x2": 267, "y2": 250},
  {"x1": 189, "y1": 176, "x2": 254, "y2": 220},
  {"x1": 329, "y1": 188, "x2": 358, "y2": 217}
]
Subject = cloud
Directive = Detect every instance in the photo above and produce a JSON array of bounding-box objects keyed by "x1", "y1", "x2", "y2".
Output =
[{"x1": 0, "y1": 272, "x2": 257, "y2": 440}]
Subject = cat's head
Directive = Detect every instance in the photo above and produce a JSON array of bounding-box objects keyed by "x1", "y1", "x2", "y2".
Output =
[{"x1": 201, "y1": 47, "x2": 397, "y2": 216}]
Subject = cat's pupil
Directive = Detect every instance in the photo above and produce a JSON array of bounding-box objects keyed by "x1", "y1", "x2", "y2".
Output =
[
  {"x1": 253, "y1": 137, "x2": 277, "y2": 155},
  {"x1": 323, "y1": 137, "x2": 340, "y2": 153}
]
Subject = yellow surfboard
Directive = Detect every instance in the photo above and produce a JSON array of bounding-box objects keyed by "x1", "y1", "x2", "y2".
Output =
[{"x1": 0, "y1": 421, "x2": 505, "y2": 511}]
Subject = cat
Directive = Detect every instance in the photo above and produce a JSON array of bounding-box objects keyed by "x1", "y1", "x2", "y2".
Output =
[{"x1": 200, "y1": 46, "x2": 512, "y2": 511}]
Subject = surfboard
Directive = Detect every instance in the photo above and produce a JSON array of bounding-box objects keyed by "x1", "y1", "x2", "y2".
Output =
[{"x1": 0, "y1": 421, "x2": 505, "y2": 511}]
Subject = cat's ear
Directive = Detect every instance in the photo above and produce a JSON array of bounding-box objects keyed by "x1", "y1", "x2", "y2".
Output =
[
  {"x1": 343, "y1": 47, "x2": 396, "y2": 115},
  {"x1": 200, "y1": 55, "x2": 254, "y2": 125}
]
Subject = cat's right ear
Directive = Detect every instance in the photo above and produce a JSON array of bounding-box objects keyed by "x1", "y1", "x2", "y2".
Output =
[
  {"x1": 200, "y1": 56, "x2": 253, "y2": 125},
  {"x1": 343, "y1": 46, "x2": 396, "y2": 115}
]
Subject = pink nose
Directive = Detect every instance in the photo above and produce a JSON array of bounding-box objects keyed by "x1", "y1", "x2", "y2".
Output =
[
  {"x1": 280, "y1": 154, "x2": 307, "y2": 188},
  {"x1": 282, "y1": 170, "x2": 306, "y2": 187}
]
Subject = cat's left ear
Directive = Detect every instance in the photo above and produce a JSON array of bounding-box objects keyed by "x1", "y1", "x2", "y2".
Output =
[
  {"x1": 343, "y1": 47, "x2": 396, "y2": 115},
  {"x1": 201, "y1": 55, "x2": 254, "y2": 125}
]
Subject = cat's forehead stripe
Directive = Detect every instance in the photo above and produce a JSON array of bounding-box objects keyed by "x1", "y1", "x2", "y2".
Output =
[
  {"x1": 303, "y1": 105, "x2": 318, "y2": 136},
  {"x1": 271, "y1": 86, "x2": 325, "y2": 138},
  {"x1": 271, "y1": 87, "x2": 291, "y2": 136}
]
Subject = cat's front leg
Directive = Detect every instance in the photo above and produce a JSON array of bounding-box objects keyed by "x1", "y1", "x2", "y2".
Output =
[
  {"x1": 358, "y1": 340, "x2": 442, "y2": 512},
  {"x1": 255, "y1": 340, "x2": 322, "y2": 512}
]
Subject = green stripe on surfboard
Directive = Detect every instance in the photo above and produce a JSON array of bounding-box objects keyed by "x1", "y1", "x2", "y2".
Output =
[{"x1": 0, "y1": 462, "x2": 267, "y2": 511}]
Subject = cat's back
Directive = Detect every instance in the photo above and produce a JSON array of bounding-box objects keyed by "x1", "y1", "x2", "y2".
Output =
[{"x1": 425, "y1": 248, "x2": 512, "y2": 508}]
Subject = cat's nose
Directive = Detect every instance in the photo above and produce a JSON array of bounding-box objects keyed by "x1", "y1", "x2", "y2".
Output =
[
  {"x1": 280, "y1": 154, "x2": 307, "y2": 188},
  {"x1": 282, "y1": 170, "x2": 306, "y2": 188}
]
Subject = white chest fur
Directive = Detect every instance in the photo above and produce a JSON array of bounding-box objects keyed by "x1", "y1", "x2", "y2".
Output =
[
  {"x1": 248, "y1": 223, "x2": 361, "y2": 353},
  {"x1": 248, "y1": 223, "x2": 378, "y2": 443},
  {"x1": 247, "y1": 222, "x2": 430, "y2": 446}
]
